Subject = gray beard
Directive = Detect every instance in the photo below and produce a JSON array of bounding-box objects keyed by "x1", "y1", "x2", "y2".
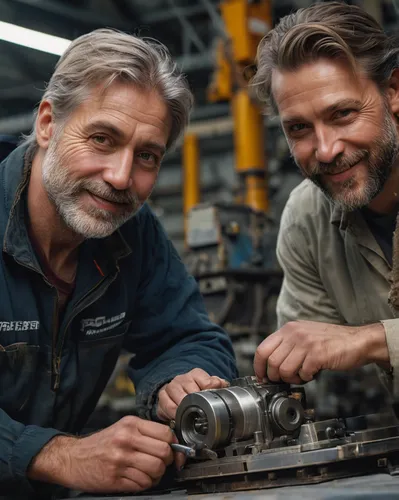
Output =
[{"x1": 42, "y1": 138, "x2": 141, "y2": 238}]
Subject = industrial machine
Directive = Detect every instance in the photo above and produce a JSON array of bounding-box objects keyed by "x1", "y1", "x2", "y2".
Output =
[{"x1": 173, "y1": 376, "x2": 399, "y2": 494}]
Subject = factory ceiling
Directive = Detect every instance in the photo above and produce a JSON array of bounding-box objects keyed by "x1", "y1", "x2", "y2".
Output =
[
  {"x1": 0, "y1": 0, "x2": 314, "y2": 137},
  {"x1": 0, "y1": 0, "x2": 395, "y2": 137}
]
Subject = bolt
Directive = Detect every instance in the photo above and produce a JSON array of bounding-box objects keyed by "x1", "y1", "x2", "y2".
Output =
[
  {"x1": 326, "y1": 427, "x2": 336, "y2": 439},
  {"x1": 378, "y1": 458, "x2": 388, "y2": 468},
  {"x1": 296, "y1": 468, "x2": 306, "y2": 479}
]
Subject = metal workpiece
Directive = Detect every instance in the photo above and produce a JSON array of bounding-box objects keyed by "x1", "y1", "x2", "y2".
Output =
[
  {"x1": 176, "y1": 391, "x2": 231, "y2": 449},
  {"x1": 175, "y1": 376, "x2": 303, "y2": 452},
  {"x1": 173, "y1": 377, "x2": 399, "y2": 493}
]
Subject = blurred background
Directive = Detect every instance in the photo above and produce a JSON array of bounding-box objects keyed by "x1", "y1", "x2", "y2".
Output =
[{"x1": 0, "y1": 0, "x2": 397, "y2": 428}]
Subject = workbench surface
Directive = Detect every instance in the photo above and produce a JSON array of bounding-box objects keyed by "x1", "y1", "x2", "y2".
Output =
[{"x1": 64, "y1": 473, "x2": 399, "y2": 499}]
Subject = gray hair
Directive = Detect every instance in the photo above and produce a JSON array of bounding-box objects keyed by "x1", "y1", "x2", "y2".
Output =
[
  {"x1": 23, "y1": 28, "x2": 194, "y2": 149},
  {"x1": 250, "y1": 1, "x2": 399, "y2": 114}
]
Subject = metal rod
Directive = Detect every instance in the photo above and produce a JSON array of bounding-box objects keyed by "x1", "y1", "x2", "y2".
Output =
[
  {"x1": 232, "y1": 89, "x2": 268, "y2": 212},
  {"x1": 171, "y1": 443, "x2": 196, "y2": 457},
  {"x1": 166, "y1": 0, "x2": 207, "y2": 53},
  {"x1": 183, "y1": 133, "x2": 200, "y2": 244}
]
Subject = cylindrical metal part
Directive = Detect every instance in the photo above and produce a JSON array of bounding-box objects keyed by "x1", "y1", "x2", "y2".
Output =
[
  {"x1": 175, "y1": 391, "x2": 232, "y2": 449},
  {"x1": 270, "y1": 396, "x2": 305, "y2": 434},
  {"x1": 183, "y1": 133, "x2": 200, "y2": 244},
  {"x1": 232, "y1": 89, "x2": 268, "y2": 212},
  {"x1": 216, "y1": 387, "x2": 261, "y2": 441}
]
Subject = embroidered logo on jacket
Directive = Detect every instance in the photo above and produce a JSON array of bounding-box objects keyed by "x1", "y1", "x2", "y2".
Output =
[
  {"x1": 0, "y1": 321, "x2": 39, "y2": 332},
  {"x1": 80, "y1": 312, "x2": 126, "y2": 336}
]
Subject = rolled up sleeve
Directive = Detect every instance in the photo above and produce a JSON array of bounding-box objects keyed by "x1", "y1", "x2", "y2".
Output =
[{"x1": 380, "y1": 319, "x2": 399, "y2": 396}]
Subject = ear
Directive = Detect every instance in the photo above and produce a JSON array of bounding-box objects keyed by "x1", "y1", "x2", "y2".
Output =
[
  {"x1": 386, "y1": 68, "x2": 399, "y2": 116},
  {"x1": 35, "y1": 100, "x2": 55, "y2": 149}
]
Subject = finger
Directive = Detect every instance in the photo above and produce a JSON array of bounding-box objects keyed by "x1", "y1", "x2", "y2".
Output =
[
  {"x1": 201, "y1": 376, "x2": 229, "y2": 390},
  {"x1": 122, "y1": 466, "x2": 154, "y2": 491},
  {"x1": 158, "y1": 399, "x2": 178, "y2": 421},
  {"x1": 165, "y1": 381, "x2": 192, "y2": 406},
  {"x1": 130, "y1": 435, "x2": 175, "y2": 462},
  {"x1": 158, "y1": 384, "x2": 189, "y2": 420},
  {"x1": 299, "y1": 355, "x2": 320, "y2": 382},
  {"x1": 129, "y1": 452, "x2": 168, "y2": 480},
  {"x1": 180, "y1": 378, "x2": 203, "y2": 396},
  {"x1": 278, "y1": 348, "x2": 307, "y2": 384},
  {"x1": 136, "y1": 418, "x2": 174, "y2": 443},
  {"x1": 254, "y1": 334, "x2": 283, "y2": 380},
  {"x1": 266, "y1": 342, "x2": 295, "y2": 382},
  {"x1": 174, "y1": 451, "x2": 186, "y2": 471}
]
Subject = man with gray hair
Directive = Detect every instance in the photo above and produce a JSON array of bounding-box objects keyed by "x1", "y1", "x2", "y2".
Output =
[
  {"x1": 252, "y1": 2, "x2": 399, "y2": 414},
  {"x1": 0, "y1": 29, "x2": 237, "y2": 498}
]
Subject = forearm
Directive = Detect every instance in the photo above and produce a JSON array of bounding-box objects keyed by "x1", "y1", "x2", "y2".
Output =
[
  {"x1": 360, "y1": 322, "x2": 390, "y2": 369},
  {"x1": 0, "y1": 408, "x2": 65, "y2": 495},
  {"x1": 27, "y1": 435, "x2": 77, "y2": 488}
]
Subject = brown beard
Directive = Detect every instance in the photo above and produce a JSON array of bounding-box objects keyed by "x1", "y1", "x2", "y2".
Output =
[{"x1": 295, "y1": 110, "x2": 399, "y2": 211}]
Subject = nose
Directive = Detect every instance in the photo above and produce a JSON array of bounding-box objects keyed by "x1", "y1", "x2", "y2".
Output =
[
  {"x1": 314, "y1": 125, "x2": 344, "y2": 164},
  {"x1": 102, "y1": 148, "x2": 133, "y2": 191}
]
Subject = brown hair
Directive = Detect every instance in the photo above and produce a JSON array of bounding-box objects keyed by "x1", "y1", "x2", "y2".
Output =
[{"x1": 251, "y1": 1, "x2": 399, "y2": 114}]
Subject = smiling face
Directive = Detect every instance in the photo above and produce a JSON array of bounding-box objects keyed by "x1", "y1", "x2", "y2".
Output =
[
  {"x1": 272, "y1": 58, "x2": 399, "y2": 211},
  {"x1": 39, "y1": 81, "x2": 170, "y2": 238}
]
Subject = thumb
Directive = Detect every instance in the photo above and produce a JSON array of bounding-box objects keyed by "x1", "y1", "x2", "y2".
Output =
[{"x1": 204, "y1": 376, "x2": 229, "y2": 389}]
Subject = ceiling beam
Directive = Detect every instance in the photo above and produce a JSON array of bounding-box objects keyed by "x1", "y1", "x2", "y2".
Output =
[
  {"x1": 11, "y1": 0, "x2": 135, "y2": 30},
  {"x1": 141, "y1": 4, "x2": 209, "y2": 24}
]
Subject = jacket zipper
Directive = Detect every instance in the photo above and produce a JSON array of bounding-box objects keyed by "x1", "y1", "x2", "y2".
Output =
[
  {"x1": 52, "y1": 268, "x2": 120, "y2": 391},
  {"x1": 51, "y1": 294, "x2": 61, "y2": 390},
  {"x1": 11, "y1": 257, "x2": 63, "y2": 390}
]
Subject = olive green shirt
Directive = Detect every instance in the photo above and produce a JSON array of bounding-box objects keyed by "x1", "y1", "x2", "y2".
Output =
[{"x1": 277, "y1": 179, "x2": 397, "y2": 404}]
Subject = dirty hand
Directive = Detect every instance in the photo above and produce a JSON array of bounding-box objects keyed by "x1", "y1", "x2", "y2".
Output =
[
  {"x1": 254, "y1": 320, "x2": 389, "y2": 385},
  {"x1": 156, "y1": 368, "x2": 229, "y2": 421},
  {"x1": 28, "y1": 415, "x2": 180, "y2": 493}
]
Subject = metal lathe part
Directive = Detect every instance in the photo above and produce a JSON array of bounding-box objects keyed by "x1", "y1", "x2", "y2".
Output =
[
  {"x1": 176, "y1": 391, "x2": 231, "y2": 449},
  {"x1": 270, "y1": 395, "x2": 304, "y2": 433},
  {"x1": 170, "y1": 442, "x2": 218, "y2": 460}
]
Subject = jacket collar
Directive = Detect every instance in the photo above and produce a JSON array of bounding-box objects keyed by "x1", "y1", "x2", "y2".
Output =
[
  {"x1": 329, "y1": 201, "x2": 351, "y2": 230},
  {"x1": 1, "y1": 143, "x2": 131, "y2": 274}
]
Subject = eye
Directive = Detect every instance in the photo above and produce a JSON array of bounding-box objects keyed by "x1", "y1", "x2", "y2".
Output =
[
  {"x1": 139, "y1": 152, "x2": 155, "y2": 161},
  {"x1": 334, "y1": 109, "x2": 355, "y2": 119},
  {"x1": 287, "y1": 123, "x2": 309, "y2": 136},
  {"x1": 92, "y1": 134, "x2": 112, "y2": 147},
  {"x1": 290, "y1": 123, "x2": 307, "y2": 132},
  {"x1": 137, "y1": 151, "x2": 159, "y2": 169}
]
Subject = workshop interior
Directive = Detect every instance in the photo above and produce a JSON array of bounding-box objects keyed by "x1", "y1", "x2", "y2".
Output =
[{"x1": 2, "y1": 0, "x2": 399, "y2": 496}]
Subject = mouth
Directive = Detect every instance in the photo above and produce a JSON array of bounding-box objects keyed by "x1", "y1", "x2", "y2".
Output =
[
  {"x1": 325, "y1": 162, "x2": 359, "y2": 176},
  {"x1": 323, "y1": 161, "x2": 363, "y2": 182},
  {"x1": 87, "y1": 191, "x2": 131, "y2": 212}
]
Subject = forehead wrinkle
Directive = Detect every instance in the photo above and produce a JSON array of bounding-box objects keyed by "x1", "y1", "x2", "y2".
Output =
[
  {"x1": 273, "y1": 59, "x2": 372, "y2": 119},
  {"x1": 98, "y1": 101, "x2": 169, "y2": 130}
]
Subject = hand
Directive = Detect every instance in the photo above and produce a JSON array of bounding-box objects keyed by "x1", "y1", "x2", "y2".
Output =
[
  {"x1": 254, "y1": 320, "x2": 389, "y2": 385},
  {"x1": 28, "y1": 416, "x2": 180, "y2": 493},
  {"x1": 156, "y1": 368, "x2": 229, "y2": 421}
]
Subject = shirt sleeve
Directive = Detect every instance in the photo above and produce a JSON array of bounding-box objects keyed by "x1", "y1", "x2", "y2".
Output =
[
  {"x1": 276, "y1": 202, "x2": 343, "y2": 328},
  {"x1": 124, "y1": 206, "x2": 238, "y2": 420},
  {"x1": 277, "y1": 202, "x2": 396, "y2": 399},
  {"x1": 0, "y1": 407, "x2": 64, "y2": 495},
  {"x1": 379, "y1": 319, "x2": 399, "y2": 397}
]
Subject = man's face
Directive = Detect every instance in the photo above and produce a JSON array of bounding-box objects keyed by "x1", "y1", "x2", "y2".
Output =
[
  {"x1": 272, "y1": 58, "x2": 399, "y2": 211},
  {"x1": 42, "y1": 81, "x2": 170, "y2": 238}
]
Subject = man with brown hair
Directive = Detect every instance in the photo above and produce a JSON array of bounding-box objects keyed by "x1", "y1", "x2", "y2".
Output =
[{"x1": 251, "y1": 2, "x2": 399, "y2": 409}]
